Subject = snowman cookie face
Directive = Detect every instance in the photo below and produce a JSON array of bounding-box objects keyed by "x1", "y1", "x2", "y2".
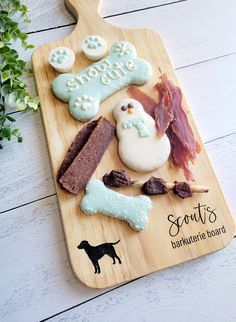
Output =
[{"x1": 114, "y1": 99, "x2": 171, "y2": 172}]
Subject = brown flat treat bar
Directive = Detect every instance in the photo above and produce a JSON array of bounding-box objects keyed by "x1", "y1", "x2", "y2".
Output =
[
  {"x1": 57, "y1": 119, "x2": 98, "y2": 180},
  {"x1": 59, "y1": 117, "x2": 115, "y2": 194}
]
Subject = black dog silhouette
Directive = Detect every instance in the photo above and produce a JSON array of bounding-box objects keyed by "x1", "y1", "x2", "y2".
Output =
[{"x1": 77, "y1": 240, "x2": 122, "y2": 274}]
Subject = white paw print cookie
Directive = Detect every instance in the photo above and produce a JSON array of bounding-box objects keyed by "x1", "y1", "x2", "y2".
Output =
[
  {"x1": 82, "y1": 35, "x2": 108, "y2": 61},
  {"x1": 49, "y1": 46, "x2": 75, "y2": 73},
  {"x1": 73, "y1": 95, "x2": 94, "y2": 111}
]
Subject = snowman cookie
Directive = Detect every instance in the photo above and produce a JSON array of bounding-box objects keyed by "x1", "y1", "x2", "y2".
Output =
[{"x1": 113, "y1": 98, "x2": 171, "y2": 172}]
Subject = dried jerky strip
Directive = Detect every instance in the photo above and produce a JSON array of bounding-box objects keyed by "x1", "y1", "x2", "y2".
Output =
[
  {"x1": 59, "y1": 117, "x2": 115, "y2": 194},
  {"x1": 128, "y1": 85, "x2": 157, "y2": 118},
  {"x1": 57, "y1": 119, "x2": 98, "y2": 180},
  {"x1": 154, "y1": 81, "x2": 173, "y2": 136}
]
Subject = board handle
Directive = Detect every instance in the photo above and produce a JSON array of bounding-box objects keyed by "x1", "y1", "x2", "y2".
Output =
[{"x1": 65, "y1": 0, "x2": 104, "y2": 28}]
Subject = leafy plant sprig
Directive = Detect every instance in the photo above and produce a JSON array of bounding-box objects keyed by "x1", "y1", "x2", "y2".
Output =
[{"x1": 0, "y1": 1, "x2": 40, "y2": 149}]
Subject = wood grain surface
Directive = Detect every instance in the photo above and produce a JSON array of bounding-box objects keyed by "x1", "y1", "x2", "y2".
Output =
[
  {"x1": 32, "y1": 0, "x2": 235, "y2": 288},
  {"x1": 1, "y1": 0, "x2": 236, "y2": 321}
]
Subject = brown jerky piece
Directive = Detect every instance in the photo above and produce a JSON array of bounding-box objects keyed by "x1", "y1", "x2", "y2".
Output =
[
  {"x1": 103, "y1": 169, "x2": 132, "y2": 187},
  {"x1": 59, "y1": 117, "x2": 115, "y2": 194},
  {"x1": 57, "y1": 119, "x2": 98, "y2": 180},
  {"x1": 141, "y1": 177, "x2": 168, "y2": 195},
  {"x1": 128, "y1": 85, "x2": 157, "y2": 118},
  {"x1": 173, "y1": 182, "x2": 193, "y2": 199}
]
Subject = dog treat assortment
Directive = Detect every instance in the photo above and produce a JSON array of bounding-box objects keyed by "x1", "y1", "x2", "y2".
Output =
[
  {"x1": 52, "y1": 41, "x2": 152, "y2": 121},
  {"x1": 128, "y1": 74, "x2": 201, "y2": 181},
  {"x1": 52, "y1": 37, "x2": 205, "y2": 233},
  {"x1": 82, "y1": 35, "x2": 108, "y2": 61},
  {"x1": 113, "y1": 98, "x2": 171, "y2": 172},
  {"x1": 58, "y1": 117, "x2": 115, "y2": 194},
  {"x1": 102, "y1": 169, "x2": 209, "y2": 198},
  {"x1": 49, "y1": 46, "x2": 75, "y2": 73},
  {"x1": 81, "y1": 179, "x2": 152, "y2": 231}
]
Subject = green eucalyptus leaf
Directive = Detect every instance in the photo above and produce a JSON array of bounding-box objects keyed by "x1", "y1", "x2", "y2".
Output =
[
  {"x1": 0, "y1": 1, "x2": 37, "y2": 149},
  {"x1": 1, "y1": 70, "x2": 11, "y2": 82},
  {"x1": 1, "y1": 84, "x2": 11, "y2": 96},
  {"x1": 6, "y1": 115, "x2": 16, "y2": 122},
  {"x1": 1, "y1": 126, "x2": 12, "y2": 140},
  {"x1": 12, "y1": 128, "x2": 19, "y2": 135},
  {"x1": 20, "y1": 32, "x2": 28, "y2": 40},
  {"x1": 4, "y1": 91, "x2": 18, "y2": 109},
  {"x1": 16, "y1": 99, "x2": 26, "y2": 111}
]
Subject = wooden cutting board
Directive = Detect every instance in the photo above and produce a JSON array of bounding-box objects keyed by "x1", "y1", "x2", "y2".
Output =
[{"x1": 32, "y1": 0, "x2": 235, "y2": 288}]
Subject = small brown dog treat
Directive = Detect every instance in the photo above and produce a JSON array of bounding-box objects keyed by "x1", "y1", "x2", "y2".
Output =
[
  {"x1": 141, "y1": 177, "x2": 168, "y2": 195},
  {"x1": 103, "y1": 169, "x2": 132, "y2": 188},
  {"x1": 57, "y1": 119, "x2": 98, "y2": 180},
  {"x1": 173, "y1": 182, "x2": 193, "y2": 199},
  {"x1": 59, "y1": 117, "x2": 115, "y2": 194}
]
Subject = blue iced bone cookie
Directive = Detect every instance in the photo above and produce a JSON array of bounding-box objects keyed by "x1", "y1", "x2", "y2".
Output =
[
  {"x1": 80, "y1": 179, "x2": 153, "y2": 231},
  {"x1": 52, "y1": 41, "x2": 152, "y2": 122}
]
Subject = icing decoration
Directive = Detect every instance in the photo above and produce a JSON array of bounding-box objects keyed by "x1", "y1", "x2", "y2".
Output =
[
  {"x1": 52, "y1": 41, "x2": 152, "y2": 121},
  {"x1": 48, "y1": 46, "x2": 75, "y2": 73},
  {"x1": 77, "y1": 240, "x2": 121, "y2": 274},
  {"x1": 85, "y1": 36, "x2": 102, "y2": 49},
  {"x1": 122, "y1": 116, "x2": 150, "y2": 137},
  {"x1": 113, "y1": 98, "x2": 171, "y2": 172},
  {"x1": 73, "y1": 95, "x2": 94, "y2": 111},
  {"x1": 114, "y1": 42, "x2": 130, "y2": 56},
  {"x1": 80, "y1": 179, "x2": 152, "y2": 231},
  {"x1": 82, "y1": 35, "x2": 108, "y2": 61},
  {"x1": 51, "y1": 49, "x2": 68, "y2": 64}
]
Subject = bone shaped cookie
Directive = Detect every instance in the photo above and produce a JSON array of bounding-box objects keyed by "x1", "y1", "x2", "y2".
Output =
[
  {"x1": 52, "y1": 41, "x2": 152, "y2": 121},
  {"x1": 80, "y1": 180, "x2": 152, "y2": 231}
]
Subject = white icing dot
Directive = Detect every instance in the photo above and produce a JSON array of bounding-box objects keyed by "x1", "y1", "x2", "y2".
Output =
[
  {"x1": 82, "y1": 95, "x2": 88, "y2": 100},
  {"x1": 74, "y1": 102, "x2": 80, "y2": 108},
  {"x1": 76, "y1": 97, "x2": 82, "y2": 102}
]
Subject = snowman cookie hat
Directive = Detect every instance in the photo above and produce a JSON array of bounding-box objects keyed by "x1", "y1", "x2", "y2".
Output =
[{"x1": 113, "y1": 98, "x2": 171, "y2": 172}]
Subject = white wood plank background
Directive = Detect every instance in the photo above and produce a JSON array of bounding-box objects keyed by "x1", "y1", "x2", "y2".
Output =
[{"x1": 0, "y1": 1, "x2": 236, "y2": 321}]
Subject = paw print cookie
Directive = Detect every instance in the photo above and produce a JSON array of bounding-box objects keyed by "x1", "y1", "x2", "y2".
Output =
[
  {"x1": 49, "y1": 47, "x2": 75, "y2": 73},
  {"x1": 82, "y1": 35, "x2": 108, "y2": 61}
]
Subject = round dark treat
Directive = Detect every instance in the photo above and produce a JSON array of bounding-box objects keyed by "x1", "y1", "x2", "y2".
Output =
[
  {"x1": 103, "y1": 169, "x2": 132, "y2": 188},
  {"x1": 141, "y1": 177, "x2": 168, "y2": 195},
  {"x1": 121, "y1": 105, "x2": 127, "y2": 111},
  {"x1": 173, "y1": 182, "x2": 193, "y2": 198}
]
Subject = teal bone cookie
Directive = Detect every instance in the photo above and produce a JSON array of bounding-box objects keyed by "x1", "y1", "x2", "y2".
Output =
[
  {"x1": 52, "y1": 41, "x2": 152, "y2": 121},
  {"x1": 80, "y1": 180, "x2": 153, "y2": 231}
]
